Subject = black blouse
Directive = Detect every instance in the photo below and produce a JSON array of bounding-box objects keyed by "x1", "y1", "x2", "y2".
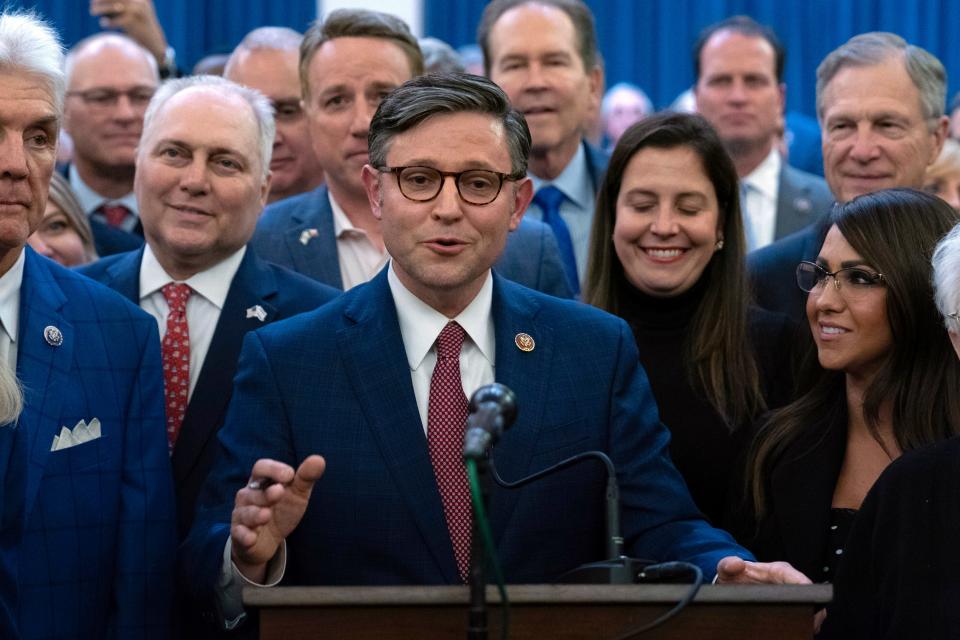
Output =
[{"x1": 617, "y1": 279, "x2": 796, "y2": 527}]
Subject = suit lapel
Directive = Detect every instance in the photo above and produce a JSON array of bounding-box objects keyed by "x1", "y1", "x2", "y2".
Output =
[
  {"x1": 337, "y1": 271, "x2": 460, "y2": 582},
  {"x1": 282, "y1": 187, "x2": 343, "y2": 289},
  {"x1": 17, "y1": 250, "x2": 76, "y2": 516},
  {"x1": 103, "y1": 247, "x2": 145, "y2": 304},
  {"x1": 171, "y1": 250, "x2": 277, "y2": 484},
  {"x1": 485, "y1": 277, "x2": 554, "y2": 546}
]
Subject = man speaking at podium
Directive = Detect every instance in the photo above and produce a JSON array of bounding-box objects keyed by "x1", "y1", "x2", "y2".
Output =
[{"x1": 181, "y1": 73, "x2": 808, "y2": 628}]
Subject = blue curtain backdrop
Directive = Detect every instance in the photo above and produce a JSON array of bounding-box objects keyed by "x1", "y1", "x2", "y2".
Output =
[
  {"x1": 14, "y1": 1, "x2": 960, "y2": 117},
  {"x1": 425, "y1": 0, "x2": 960, "y2": 118},
  {"x1": 17, "y1": 1, "x2": 318, "y2": 72}
]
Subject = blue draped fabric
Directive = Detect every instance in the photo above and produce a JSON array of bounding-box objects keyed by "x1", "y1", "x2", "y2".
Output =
[
  {"x1": 17, "y1": 1, "x2": 317, "y2": 72},
  {"x1": 425, "y1": 0, "x2": 960, "y2": 118}
]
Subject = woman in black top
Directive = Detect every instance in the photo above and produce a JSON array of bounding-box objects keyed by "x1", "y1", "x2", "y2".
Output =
[
  {"x1": 745, "y1": 189, "x2": 960, "y2": 581},
  {"x1": 819, "y1": 219, "x2": 960, "y2": 639},
  {"x1": 583, "y1": 112, "x2": 795, "y2": 527}
]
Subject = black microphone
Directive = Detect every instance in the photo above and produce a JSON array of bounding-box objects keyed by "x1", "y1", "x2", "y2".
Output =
[{"x1": 462, "y1": 383, "x2": 517, "y2": 459}]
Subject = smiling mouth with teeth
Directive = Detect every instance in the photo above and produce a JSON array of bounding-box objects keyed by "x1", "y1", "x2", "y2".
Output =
[
  {"x1": 821, "y1": 326, "x2": 848, "y2": 335},
  {"x1": 644, "y1": 248, "x2": 684, "y2": 258}
]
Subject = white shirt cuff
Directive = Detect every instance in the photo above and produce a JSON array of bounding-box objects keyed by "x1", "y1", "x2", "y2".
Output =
[{"x1": 217, "y1": 538, "x2": 287, "y2": 629}]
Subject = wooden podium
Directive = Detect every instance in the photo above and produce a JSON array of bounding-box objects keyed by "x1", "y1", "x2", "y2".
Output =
[{"x1": 245, "y1": 583, "x2": 831, "y2": 639}]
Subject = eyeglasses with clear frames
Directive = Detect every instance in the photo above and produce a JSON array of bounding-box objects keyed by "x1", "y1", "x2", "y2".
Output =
[
  {"x1": 796, "y1": 261, "x2": 886, "y2": 299},
  {"x1": 66, "y1": 86, "x2": 156, "y2": 110},
  {"x1": 379, "y1": 166, "x2": 524, "y2": 206}
]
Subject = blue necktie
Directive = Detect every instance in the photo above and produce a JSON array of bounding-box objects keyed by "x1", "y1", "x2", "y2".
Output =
[
  {"x1": 740, "y1": 182, "x2": 759, "y2": 252},
  {"x1": 533, "y1": 185, "x2": 579, "y2": 296}
]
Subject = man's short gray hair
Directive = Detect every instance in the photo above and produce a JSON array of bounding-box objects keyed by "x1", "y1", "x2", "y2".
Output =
[
  {"x1": 224, "y1": 26, "x2": 303, "y2": 77},
  {"x1": 933, "y1": 221, "x2": 960, "y2": 331},
  {"x1": 0, "y1": 12, "x2": 64, "y2": 115},
  {"x1": 64, "y1": 33, "x2": 159, "y2": 88},
  {"x1": 142, "y1": 75, "x2": 275, "y2": 179},
  {"x1": 816, "y1": 32, "x2": 946, "y2": 128},
  {"x1": 368, "y1": 73, "x2": 531, "y2": 178}
]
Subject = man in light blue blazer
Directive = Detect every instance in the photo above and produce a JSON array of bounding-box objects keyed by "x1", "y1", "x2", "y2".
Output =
[
  {"x1": 182, "y1": 73, "x2": 810, "y2": 629},
  {"x1": 250, "y1": 8, "x2": 572, "y2": 300},
  {"x1": 0, "y1": 13, "x2": 175, "y2": 639}
]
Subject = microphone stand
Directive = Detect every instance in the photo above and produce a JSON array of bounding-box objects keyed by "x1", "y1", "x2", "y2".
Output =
[{"x1": 466, "y1": 454, "x2": 490, "y2": 640}]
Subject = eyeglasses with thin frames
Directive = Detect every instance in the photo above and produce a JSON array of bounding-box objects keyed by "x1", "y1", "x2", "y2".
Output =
[
  {"x1": 65, "y1": 86, "x2": 156, "y2": 110},
  {"x1": 796, "y1": 261, "x2": 886, "y2": 299},
  {"x1": 379, "y1": 165, "x2": 523, "y2": 206}
]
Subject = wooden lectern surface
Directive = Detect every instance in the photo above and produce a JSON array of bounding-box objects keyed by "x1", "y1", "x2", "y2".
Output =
[{"x1": 245, "y1": 584, "x2": 832, "y2": 640}]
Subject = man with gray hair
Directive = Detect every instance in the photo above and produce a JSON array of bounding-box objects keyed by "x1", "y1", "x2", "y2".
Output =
[
  {"x1": 225, "y1": 26, "x2": 325, "y2": 204},
  {"x1": 0, "y1": 11, "x2": 177, "y2": 639},
  {"x1": 63, "y1": 32, "x2": 159, "y2": 256},
  {"x1": 182, "y1": 72, "x2": 809, "y2": 631},
  {"x1": 750, "y1": 32, "x2": 949, "y2": 320},
  {"x1": 251, "y1": 8, "x2": 574, "y2": 300},
  {"x1": 79, "y1": 75, "x2": 338, "y2": 545}
]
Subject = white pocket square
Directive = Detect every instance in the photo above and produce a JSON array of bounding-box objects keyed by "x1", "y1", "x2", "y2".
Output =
[{"x1": 51, "y1": 418, "x2": 101, "y2": 452}]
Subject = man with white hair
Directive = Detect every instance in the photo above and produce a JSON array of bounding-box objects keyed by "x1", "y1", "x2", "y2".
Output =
[
  {"x1": 224, "y1": 26, "x2": 325, "y2": 204},
  {"x1": 80, "y1": 75, "x2": 339, "y2": 542},
  {"x1": 0, "y1": 11, "x2": 177, "y2": 639},
  {"x1": 63, "y1": 32, "x2": 159, "y2": 256}
]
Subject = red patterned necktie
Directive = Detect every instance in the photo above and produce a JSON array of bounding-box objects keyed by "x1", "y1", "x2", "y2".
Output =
[
  {"x1": 100, "y1": 204, "x2": 132, "y2": 228},
  {"x1": 161, "y1": 283, "x2": 191, "y2": 451},
  {"x1": 427, "y1": 321, "x2": 472, "y2": 582}
]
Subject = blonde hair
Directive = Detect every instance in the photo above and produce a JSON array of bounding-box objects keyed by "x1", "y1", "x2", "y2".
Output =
[{"x1": 0, "y1": 362, "x2": 22, "y2": 426}]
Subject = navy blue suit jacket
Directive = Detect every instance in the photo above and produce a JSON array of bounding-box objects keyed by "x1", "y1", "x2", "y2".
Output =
[
  {"x1": 181, "y1": 269, "x2": 750, "y2": 609},
  {"x1": 5, "y1": 248, "x2": 175, "y2": 639},
  {"x1": 57, "y1": 163, "x2": 144, "y2": 257},
  {"x1": 78, "y1": 247, "x2": 339, "y2": 539},
  {"x1": 251, "y1": 185, "x2": 573, "y2": 299},
  {"x1": 748, "y1": 216, "x2": 831, "y2": 322}
]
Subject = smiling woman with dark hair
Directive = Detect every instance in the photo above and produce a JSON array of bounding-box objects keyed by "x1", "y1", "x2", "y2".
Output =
[
  {"x1": 745, "y1": 188, "x2": 960, "y2": 583},
  {"x1": 584, "y1": 111, "x2": 796, "y2": 527},
  {"x1": 819, "y1": 218, "x2": 960, "y2": 638}
]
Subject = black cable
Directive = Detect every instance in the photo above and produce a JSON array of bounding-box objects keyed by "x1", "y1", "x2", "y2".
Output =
[{"x1": 608, "y1": 561, "x2": 704, "y2": 639}]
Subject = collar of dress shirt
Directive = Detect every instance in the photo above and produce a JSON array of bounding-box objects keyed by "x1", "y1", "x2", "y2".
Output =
[
  {"x1": 67, "y1": 164, "x2": 139, "y2": 217},
  {"x1": 528, "y1": 142, "x2": 592, "y2": 211},
  {"x1": 0, "y1": 250, "x2": 26, "y2": 345},
  {"x1": 388, "y1": 262, "x2": 495, "y2": 372},
  {"x1": 742, "y1": 147, "x2": 781, "y2": 202},
  {"x1": 139, "y1": 243, "x2": 246, "y2": 309},
  {"x1": 330, "y1": 191, "x2": 377, "y2": 243}
]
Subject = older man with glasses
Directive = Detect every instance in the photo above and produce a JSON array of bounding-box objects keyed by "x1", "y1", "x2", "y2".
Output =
[{"x1": 63, "y1": 32, "x2": 158, "y2": 256}]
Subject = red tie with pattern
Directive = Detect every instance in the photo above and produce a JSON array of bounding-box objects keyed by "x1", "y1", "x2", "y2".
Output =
[
  {"x1": 99, "y1": 204, "x2": 132, "y2": 228},
  {"x1": 161, "y1": 283, "x2": 191, "y2": 451},
  {"x1": 427, "y1": 321, "x2": 472, "y2": 582}
]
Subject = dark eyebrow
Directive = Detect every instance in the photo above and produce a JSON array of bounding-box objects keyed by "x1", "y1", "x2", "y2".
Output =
[
  {"x1": 30, "y1": 115, "x2": 59, "y2": 131},
  {"x1": 839, "y1": 260, "x2": 877, "y2": 270}
]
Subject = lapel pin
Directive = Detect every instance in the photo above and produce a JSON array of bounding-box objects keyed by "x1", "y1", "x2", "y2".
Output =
[
  {"x1": 43, "y1": 325, "x2": 63, "y2": 347},
  {"x1": 794, "y1": 197, "x2": 812, "y2": 213},
  {"x1": 299, "y1": 228, "x2": 319, "y2": 246},
  {"x1": 246, "y1": 305, "x2": 267, "y2": 322},
  {"x1": 514, "y1": 332, "x2": 535, "y2": 352}
]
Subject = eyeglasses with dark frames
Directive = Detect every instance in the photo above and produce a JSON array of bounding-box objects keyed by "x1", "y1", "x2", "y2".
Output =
[
  {"x1": 796, "y1": 261, "x2": 886, "y2": 297},
  {"x1": 379, "y1": 165, "x2": 524, "y2": 206}
]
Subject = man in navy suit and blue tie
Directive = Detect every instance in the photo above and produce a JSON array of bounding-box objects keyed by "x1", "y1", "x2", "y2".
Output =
[
  {"x1": 183, "y1": 73, "x2": 810, "y2": 629},
  {"x1": 480, "y1": 0, "x2": 610, "y2": 296},
  {"x1": 79, "y1": 75, "x2": 339, "y2": 540},
  {"x1": 0, "y1": 12, "x2": 176, "y2": 638},
  {"x1": 251, "y1": 9, "x2": 572, "y2": 300}
]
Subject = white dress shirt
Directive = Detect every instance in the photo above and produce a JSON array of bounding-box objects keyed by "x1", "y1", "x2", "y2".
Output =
[
  {"x1": 330, "y1": 193, "x2": 389, "y2": 290},
  {"x1": 0, "y1": 250, "x2": 26, "y2": 371},
  {"x1": 217, "y1": 262, "x2": 497, "y2": 627},
  {"x1": 741, "y1": 148, "x2": 782, "y2": 251},
  {"x1": 68, "y1": 165, "x2": 140, "y2": 232},
  {"x1": 528, "y1": 143, "x2": 596, "y2": 284},
  {"x1": 138, "y1": 244, "x2": 246, "y2": 399}
]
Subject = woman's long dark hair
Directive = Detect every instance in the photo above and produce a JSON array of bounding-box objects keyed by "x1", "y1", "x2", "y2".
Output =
[
  {"x1": 748, "y1": 188, "x2": 960, "y2": 518},
  {"x1": 584, "y1": 111, "x2": 761, "y2": 428}
]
